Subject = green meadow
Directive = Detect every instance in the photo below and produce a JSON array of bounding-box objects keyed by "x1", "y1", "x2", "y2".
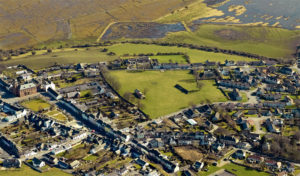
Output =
[
  {"x1": 107, "y1": 43, "x2": 256, "y2": 63},
  {"x1": 110, "y1": 70, "x2": 227, "y2": 118},
  {"x1": 161, "y1": 24, "x2": 300, "y2": 58}
]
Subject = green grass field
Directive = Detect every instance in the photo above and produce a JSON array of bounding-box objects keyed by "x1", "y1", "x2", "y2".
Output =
[
  {"x1": 110, "y1": 70, "x2": 226, "y2": 118},
  {"x1": 150, "y1": 55, "x2": 188, "y2": 64},
  {"x1": 198, "y1": 163, "x2": 269, "y2": 176},
  {"x1": 0, "y1": 164, "x2": 70, "y2": 176},
  {"x1": 21, "y1": 99, "x2": 51, "y2": 112},
  {"x1": 107, "y1": 43, "x2": 255, "y2": 63},
  {"x1": 2, "y1": 48, "x2": 117, "y2": 70},
  {"x1": 161, "y1": 24, "x2": 300, "y2": 58}
]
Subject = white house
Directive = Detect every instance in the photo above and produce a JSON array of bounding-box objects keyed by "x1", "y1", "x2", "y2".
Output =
[{"x1": 32, "y1": 158, "x2": 45, "y2": 168}]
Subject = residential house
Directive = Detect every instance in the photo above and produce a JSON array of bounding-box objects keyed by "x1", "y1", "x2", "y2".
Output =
[
  {"x1": 280, "y1": 67, "x2": 293, "y2": 75},
  {"x1": 212, "y1": 112, "x2": 220, "y2": 122},
  {"x1": 32, "y1": 157, "x2": 45, "y2": 168},
  {"x1": 234, "y1": 150, "x2": 245, "y2": 159},
  {"x1": 218, "y1": 80, "x2": 250, "y2": 90},
  {"x1": 220, "y1": 136, "x2": 239, "y2": 146},
  {"x1": 12, "y1": 82, "x2": 37, "y2": 97},
  {"x1": 228, "y1": 89, "x2": 242, "y2": 101},
  {"x1": 265, "y1": 160, "x2": 281, "y2": 171},
  {"x1": 2, "y1": 159, "x2": 22, "y2": 168},
  {"x1": 265, "y1": 119, "x2": 276, "y2": 133},
  {"x1": 148, "y1": 139, "x2": 163, "y2": 149},
  {"x1": 247, "y1": 155, "x2": 263, "y2": 164},
  {"x1": 70, "y1": 160, "x2": 80, "y2": 169},
  {"x1": 58, "y1": 161, "x2": 70, "y2": 169},
  {"x1": 135, "y1": 89, "x2": 145, "y2": 99},
  {"x1": 135, "y1": 158, "x2": 148, "y2": 170},
  {"x1": 192, "y1": 161, "x2": 204, "y2": 172}
]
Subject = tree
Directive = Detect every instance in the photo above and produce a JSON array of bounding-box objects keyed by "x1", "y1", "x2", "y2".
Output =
[
  {"x1": 31, "y1": 51, "x2": 36, "y2": 55},
  {"x1": 137, "y1": 100, "x2": 144, "y2": 110},
  {"x1": 196, "y1": 81, "x2": 203, "y2": 89},
  {"x1": 143, "y1": 88, "x2": 149, "y2": 95},
  {"x1": 101, "y1": 48, "x2": 108, "y2": 52},
  {"x1": 188, "y1": 101, "x2": 196, "y2": 109},
  {"x1": 123, "y1": 92, "x2": 133, "y2": 101},
  {"x1": 47, "y1": 49, "x2": 52, "y2": 53},
  {"x1": 85, "y1": 92, "x2": 92, "y2": 98},
  {"x1": 71, "y1": 77, "x2": 77, "y2": 82}
]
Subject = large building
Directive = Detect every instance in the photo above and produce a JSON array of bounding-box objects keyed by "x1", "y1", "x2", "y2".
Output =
[{"x1": 12, "y1": 82, "x2": 37, "y2": 97}]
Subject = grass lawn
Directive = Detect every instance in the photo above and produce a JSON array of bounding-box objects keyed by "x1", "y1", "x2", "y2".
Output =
[
  {"x1": 80, "y1": 90, "x2": 92, "y2": 98},
  {"x1": 21, "y1": 99, "x2": 51, "y2": 112},
  {"x1": 46, "y1": 110, "x2": 60, "y2": 116},
  {"x1": 83, "y1": 154, "x2": 99, "y2": 161},
  {"x1": 151, "y1": 55, "x2": 187, "y2": 64},
  {"x1": 198, "y1": 163, "x2": 269, "y2": 176},
  {"x1": 53, "y1": 78, "x2": 91, "y2": 89},
  {"x1": 52, "y1": 114, "x2": 68, "y2": 121},
  {"x1": 0, "y1": 164, "x2": 70, "y2": 176},
  {"x1": 45, "y1": 110, "x2": 67, "y2": 121},
  {"x1": 57, "y1": 143, "x2": 91, "y2": 160},
  {"x1": 239, "y1": 92, "x2": 248, "y2": 103},
  {"x1": 107, "y1": 43, "x2": 255, "y2": 64},
  {"x1": 110, "y1": 70, "x2": 226, "y2": 118}
]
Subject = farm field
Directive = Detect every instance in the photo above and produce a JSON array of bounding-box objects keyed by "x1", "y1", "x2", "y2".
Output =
[
  {"x1": 161, "y1": 24, "x2": 300, "y2": 58},
  {"x1": 110, "y1": 70, "x2": 227, "y2": 118},
  {"x1": 1, "y1": 47, "x2": 118, "y2": 70},
  {"x1": 21, "y1": 98, "x2": 51, "y2": 112},
  {"x1": 1, "y1": 42, "x2": 255, "y2": 70},
  {"x1": 150, "y1": 55, "x2": 188, "y2": 64},
  {"x1": 107, "y1": 43, "x2": 256, "y2": 63},
  {"x1": 198, "y1": 163, "x2": 269, "y2": 176},
  {"x1": 0, "y1": 164, "x2": 70, "y2": 176},
  {"x1": 0, "y1": 0, "x2": 195, "y2": 49}
]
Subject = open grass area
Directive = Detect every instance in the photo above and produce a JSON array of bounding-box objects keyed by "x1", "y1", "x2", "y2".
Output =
[
  {"x1": 174, "y1": 146, "x2": 203, "y2": 162},
  {"x1": 110, "y1": 70, "x2": 226, "y2": 118},
  {"x1": 198, "y1": 163, "x2": 269, "y2": 176},
  {"x1": 80, "y1": 90, "x2": 92, "y2": 98},
  {"x1": 57, "y1": 143, "x2": 92, "y2": 160},
  {"x1": 83, "y1": 154, "x2": 99, "y2": 161},
  {"x1": 21, "y1": 98, "x2": 51, "y2": 112},
  {"x1": 151, "y1": 55, "x2": 187, "y2": 64},
  {"x1": 107, "y1": 43, "x2": 255, "y2": 63},
  {"x1": 53, "y1": 78, "x2": 91, "y2": 89},
  {"x1": 2, "y1": 47, "x2": 117, "y2": 70},
  {"x1": 44, "y1": 109, "x2": 68, "y2": 121},
  {"x1": 0, "y1": 163, "x2": 70, "y2": 176},
  {"x1": 161, "y1": 24, "x2": 300, "y2": 58},
  {"x1": 52, "y1": 113, "x2": 68, "y2": 122}
]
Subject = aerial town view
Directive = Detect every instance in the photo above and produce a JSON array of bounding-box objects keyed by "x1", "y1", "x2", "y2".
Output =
[{"x1": 0, "y1": 0, "x2": 299, "y2": 176}]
